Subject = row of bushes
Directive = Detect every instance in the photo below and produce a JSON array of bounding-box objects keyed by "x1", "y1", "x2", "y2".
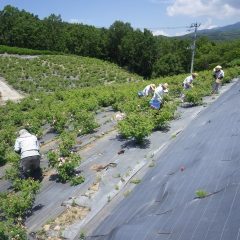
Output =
[
  {"x1": 0, "y1": 45, "x2": 59, "y2": 55},
  {"x1": 0, "y1": 175, "x2": 40, "y2": 240},
  {"x1": 0, "y1": 66, "x2": 239, "y2": 166}
]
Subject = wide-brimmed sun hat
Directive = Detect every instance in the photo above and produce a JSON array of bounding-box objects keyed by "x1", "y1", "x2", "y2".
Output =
[
  {"x1": 192, "y1": 72, "x2": 198, "y2": 77},
  {"x1": 215, "y1": 65, "x2": 222, "y2": 69},
  {"x1": 162, "y1": 83, "x2": 169, "y2": 93},
  {"x1": 19, "y1": 129, "x2": 29, "y2": 136},
  {"x1": 150, "y1": 84, "x2": 156, "y2": 90}
]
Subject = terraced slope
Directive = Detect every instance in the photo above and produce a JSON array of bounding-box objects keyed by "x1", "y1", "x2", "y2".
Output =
[{"x1": 0, "y1": 55, "x2": 141, "y2": 93}]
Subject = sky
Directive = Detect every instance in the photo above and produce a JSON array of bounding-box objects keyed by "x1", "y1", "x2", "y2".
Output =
[{"x1": 0, "y1": 0, "x2": 240, "y2": 36}]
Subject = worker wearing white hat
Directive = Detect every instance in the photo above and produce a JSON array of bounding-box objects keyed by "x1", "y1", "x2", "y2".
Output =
[
  {"x1": 150, "y1": 83, "x2": 169, "y2": 110},
  {"x1": 212, "y1": 65, "x2": 224, "y2": 94},
  {"x1": 138, "y1": 84, "x2": 156, "y2": 97},
  {"x1": 180, "y1": 72, "x2": 198, "y2": 102},
  {"x1": 14, "y1": 129, "x2": 41, "y2": 179},
  {"x1": 183, "y1": 72, "x2": 198, "y2": 89}
]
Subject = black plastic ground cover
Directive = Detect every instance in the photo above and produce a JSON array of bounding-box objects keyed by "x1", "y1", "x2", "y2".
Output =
[{"x1": 86, "y1": 81, "x2": 240, "y2": 240}]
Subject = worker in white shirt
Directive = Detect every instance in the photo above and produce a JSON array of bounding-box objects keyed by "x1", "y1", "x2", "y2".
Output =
[
  {"x1": 181, "y1": 72, "x2": 198, "y2": 102},
  {"x1": 212, "y1": 65, "x2": 224, "y2": 94},
  {"x1": 183, "y1": 72, "x2": 198, "y2": 89},
  {"x1": 14, "y1": 129, "x2": 41, "y2": 179},
  {"x1": 150, "y1": 83, "x2": 169, "y2": 109},
  {"x1": 138, "y1": 84, "x2": 156, "y2": 97}
]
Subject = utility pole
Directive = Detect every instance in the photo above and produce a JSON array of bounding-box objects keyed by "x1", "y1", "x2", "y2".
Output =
[{"x1": 189, "y1": 22, "x2": 201, "y2": 74}]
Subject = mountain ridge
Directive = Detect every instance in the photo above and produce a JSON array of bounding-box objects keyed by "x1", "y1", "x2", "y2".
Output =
[{"x1": 180, "y1": 21, "x2": 240, "y2": 41}]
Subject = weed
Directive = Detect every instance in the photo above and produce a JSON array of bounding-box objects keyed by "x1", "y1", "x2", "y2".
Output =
[
  {"x1": 124, "y1": 190, "x2": 132, "y2": 197},
  {"x1": 70, "y1": 175, "x2": 85, "y2": 186},
  {"x1": 71, "y1": 200, "x2": 77, "y2": 207},
  {"x1": 120, "y1": 177, "x2": 125, "y2": 182},
  {"x1": 195, "y1": 189, "x2": 208, "y2": 198},
  {"x1": 149, "y1": 161, "x2": 155, "y2": 167},
  {"x1": 79, "y1": 232, "x2": 85, "y2": 239},
  {"x1": 171, "y1": 133, "x2": 177, "y2": 139},
  {"x1": 130, "y1": 179, "x2": 141, "y2": 184},
  {"x1": 112, "y1": 173, "x2": 121, "y2": 178}
]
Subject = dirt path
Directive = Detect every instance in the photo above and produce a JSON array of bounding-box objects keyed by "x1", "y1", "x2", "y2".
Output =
[{"x1": 0, "y1": 77, "x2": 24, "y2": 103}]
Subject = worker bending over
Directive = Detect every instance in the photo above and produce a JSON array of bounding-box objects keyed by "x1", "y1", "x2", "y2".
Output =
[
  {"x1": 138, "y1": 84, "x2": 156, "y2": 97},
  {"x1": 183, "y1": 72, "x2": 198, "y2": 89},
  {"x1": 150, "y1": 83, "x2": 169, "y2": 110},
  {"x1": 180, "y1": 72, "x2": 198, "y2": 102},
  {"x1": 14, "y1": 129, "x2": 42, "y2": 180}
]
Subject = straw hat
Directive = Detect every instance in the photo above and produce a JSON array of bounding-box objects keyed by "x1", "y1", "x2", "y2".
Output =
[
  {"x1": 162, "y1": 83, "x2": 169, "y2": 93},
  {"x1": 150, "y1": 84, "x2": 156, "y2": 90},
  {"x1": 192, "y1": 72, "x2": 198, "y2": 77},
  {"x1": 214, "y1": 65, "x2": 222, "y2": 70}
]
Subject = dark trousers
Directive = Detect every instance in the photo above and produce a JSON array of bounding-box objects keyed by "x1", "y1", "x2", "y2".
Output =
[{"x1": 20, "y1": 155, "x2": 41, "y2": 180}]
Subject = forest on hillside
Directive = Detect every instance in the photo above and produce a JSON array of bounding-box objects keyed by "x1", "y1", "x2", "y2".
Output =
[{"x1": 0, "y1": 5, "x2": 240, "y2": 78}]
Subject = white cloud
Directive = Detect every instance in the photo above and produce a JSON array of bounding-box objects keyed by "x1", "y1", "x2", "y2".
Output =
[
  {"x1": 199, "y1": 18, "x2": 218, "y2": 30},
  {"x1": 152, "y1": 29, "x2": 170, "y2": 36},
  {"x1": 167, "y1": 0, "x2": 240, "y2": 18}
]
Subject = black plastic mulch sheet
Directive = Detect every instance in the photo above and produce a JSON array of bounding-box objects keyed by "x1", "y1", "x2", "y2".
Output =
[{"x1": 87, "y1": 81, "x2": 240, "y2": 240}]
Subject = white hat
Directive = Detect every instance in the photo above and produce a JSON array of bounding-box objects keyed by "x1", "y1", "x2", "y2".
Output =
[
  {"x1": 162, "y1": 83, "x2": 169, "y2": 93},
  {"x1": 19, "y1": 129, "x2": 29, "y2": 136},
  {"x1": 215, "y1": 65, "x2": 222, "y2": 69},
  {"x1": 192, "y1": 72, "x2": 198, "y2": 77},
  {"x1": 150, "y1": 84, "x2": 156, "y2": 90}
]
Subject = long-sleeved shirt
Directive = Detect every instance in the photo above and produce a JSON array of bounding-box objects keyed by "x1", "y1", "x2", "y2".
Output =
[
  {"x1": 14, "y1": 133, "x2": 40, "y2": 159},
  {"x1": 213, "y1": 70, "x2": 224, "y2": 79},
  {"x1": 142, "y1": 85, "x2": 154, "y2": 96},
  {"x1": 183, "y1": 75, "x2": 194, "y2": 89},
  {"x1": 152, "y1": 85, "x2": 165, "y2": 102}
]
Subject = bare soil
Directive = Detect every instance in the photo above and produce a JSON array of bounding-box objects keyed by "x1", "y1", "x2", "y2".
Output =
[{"x1": 0, "y1": 77, "x2": 24, "y2": 103}]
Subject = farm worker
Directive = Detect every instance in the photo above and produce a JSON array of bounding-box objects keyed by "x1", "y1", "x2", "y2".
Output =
[
  {"x1": 181, "y1": 72, "x2": 198, "y2": 101},
  {"x1": 14, "y1": 129, "x2": 41, "y2": 179},
  {"x1": 150, "y1": 83, "x2": 169, "y2": 110},
  {"x1": 212, "y1": 65, "x2": 224, "y2": 94},
  {"x1": 183, "y1": 72, "x2": 198, "y2": 89},
  {"x1": 138, "y1": 84, "x2": 156, "y2": 97}
]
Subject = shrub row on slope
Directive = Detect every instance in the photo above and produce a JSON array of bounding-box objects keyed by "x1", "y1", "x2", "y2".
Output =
[
  {"x1": 0, "y1": 66, "x2": 239, "y2": 166},
  {"x1": 0, "y1": 55, "x2": 141, "y2": 92},
  {"x1": 0, "y1": 45, "x2": 59, "y2": 55},
  {"x1": 0, "y1": 63, "x2": 239, "y2": 239}
]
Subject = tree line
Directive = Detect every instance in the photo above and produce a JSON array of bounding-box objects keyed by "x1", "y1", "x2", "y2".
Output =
[{"x1": 0, "y1": 5, "x2": 240, "y2": 78}]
